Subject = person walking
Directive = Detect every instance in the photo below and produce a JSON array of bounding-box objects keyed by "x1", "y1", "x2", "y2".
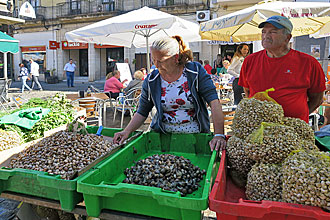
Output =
[
  {"x1": 227, "y1": 43, "x2": 250, "y2": 105},
  {"x1": 29, "y1": 59, "x2": 43, "y2": 91},
  {"x1": 63, "y1": 59, "x2": 76, "y2": 87},
  {"x1": 18, "y1": 63, "x2": 32, "y2": 93}
]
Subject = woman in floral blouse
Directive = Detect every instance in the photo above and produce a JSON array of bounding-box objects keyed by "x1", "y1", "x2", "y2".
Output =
[{"x1": 114, "y1": 36, "x2": 226, "y2": 151}]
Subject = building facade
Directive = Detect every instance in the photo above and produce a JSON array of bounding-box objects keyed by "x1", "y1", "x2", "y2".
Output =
[{"x1": 11, "y1": 0, "x2": 215, "y2": 81}]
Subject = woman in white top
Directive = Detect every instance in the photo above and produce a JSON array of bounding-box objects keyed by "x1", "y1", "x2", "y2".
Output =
[{"x1": 227, "y1": 43, "x2": 250, "y2": 105}]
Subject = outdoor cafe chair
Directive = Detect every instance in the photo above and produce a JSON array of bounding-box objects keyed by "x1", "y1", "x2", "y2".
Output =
[
  {"x1": 0, "y1": 79, "x2": 16, "y2": 112},
  {"x1": 90, "y1": 85, "x2": 116, "y2": 108},
  {"x1": 113, "y1": 88, "x2": 141, "y2": 128},
  {"x1": 71, "y1": 97, "x2": 106, "y2": 127}
]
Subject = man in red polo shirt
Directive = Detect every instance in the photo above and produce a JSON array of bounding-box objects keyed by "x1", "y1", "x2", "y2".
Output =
[{"x1": 239, "y1": 16, "x2": 325, "y2": 123}]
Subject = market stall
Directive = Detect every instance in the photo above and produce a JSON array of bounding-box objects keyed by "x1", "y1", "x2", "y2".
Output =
[{"x1": 0, "y1": 90, "x2": 329, "y2": 219}]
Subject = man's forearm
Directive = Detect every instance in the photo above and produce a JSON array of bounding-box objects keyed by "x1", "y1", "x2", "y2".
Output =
[
  {"x1": 308, "y1": 99, "x2": 323, "y2": 114},
  {"x1": 307, "y1": 92, "x2": 324, "y2": 114},
  {"x1": 243, "y1": 87, "x2": 250, "y2": 97}
]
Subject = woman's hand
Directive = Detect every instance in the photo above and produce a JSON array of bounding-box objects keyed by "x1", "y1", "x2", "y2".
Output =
[
  {"x1": 209, "y1": 136, "x2": 226, "y2": 151},
  {"x1": 113, "y1": 130, "x2": 131, "y2": 145}
]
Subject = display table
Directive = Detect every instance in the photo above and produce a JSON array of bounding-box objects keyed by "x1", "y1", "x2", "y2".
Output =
[{"x1": 1, "y1": 192, "x2": 160, "y2": 220}]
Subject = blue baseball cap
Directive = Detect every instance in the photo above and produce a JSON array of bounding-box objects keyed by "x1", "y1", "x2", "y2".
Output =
[{"x1": 258, "y1": 15, "x2": 293, "y2": 33}]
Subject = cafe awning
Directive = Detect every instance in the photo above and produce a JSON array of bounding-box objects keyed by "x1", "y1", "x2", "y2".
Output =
[{"x1": 0, "y1": 31, "x2": 19, "y2": 54}]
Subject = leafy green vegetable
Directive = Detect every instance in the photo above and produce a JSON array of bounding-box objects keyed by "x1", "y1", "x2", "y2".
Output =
[{"x1": 0, "y1": 93, "x2": 74, "y2": 142}]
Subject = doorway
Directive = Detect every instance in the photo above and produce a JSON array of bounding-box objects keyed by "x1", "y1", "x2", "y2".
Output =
[
  {"x1": 106, "y1": 47, "x2": 124, "y2": 74},
  {"x1": 79, "y1": 49, "x2": 88, "y2": 76},
  {"x1": 135, "y1": 53, "x2": 147, "y2": 71}
]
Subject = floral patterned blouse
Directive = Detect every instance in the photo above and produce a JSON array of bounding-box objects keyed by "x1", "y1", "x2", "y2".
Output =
[{"x1": 161, "y1": 72, "x2": 200, "y2": 133}]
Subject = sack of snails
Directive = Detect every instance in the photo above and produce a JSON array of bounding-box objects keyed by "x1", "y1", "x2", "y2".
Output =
[
  {"x1": 245, "y1": 122, "x2": 301, "y2": 163},
  {"x1": 251, "y1": 88, "x2": 278, "y2": 104},
  {"x1": 246, "y1": 162, "x2": 282, "y2": 202},
  {"x1": 282, "y1": 150, "x2": 330, "y2": 208},
  {"x1": 232, "y1": 88, "x2": 284, "y2": 139}
]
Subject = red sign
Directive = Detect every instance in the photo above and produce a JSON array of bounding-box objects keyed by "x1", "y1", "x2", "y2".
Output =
[
  {"x1": 94, "y1": 44, "x2": 122, "y2": 49},
  {"x1": 134, "y1": 24, "x2": 157, "y2": 29},
  {"x1": 62, "y1": 41, "x2": 88, "y2": 50},
  {"x1": 49, "y1": 41, "x2": 60, "y2": 50},
  {"x1": 21, "y1": 46, "x2": 46, "y2": 53}
]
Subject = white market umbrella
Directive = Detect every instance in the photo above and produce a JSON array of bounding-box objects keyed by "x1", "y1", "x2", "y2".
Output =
[
  {"x1": 199, "y1": 0, "x2": 330, "y2": 42},
  {"x1": 66, "y1": 6, "x2": 201, "y2": 73}
]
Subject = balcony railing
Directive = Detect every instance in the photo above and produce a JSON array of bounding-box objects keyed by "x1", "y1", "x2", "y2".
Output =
[
  {"x1": 141, "y1": 0, "x2": 204, "y2": 7},
  {"x1": 16, "y1": 0, "x2": 204, "y2": 21},
  {"x1": 56, "y1": 0, "x2": 123, "y2": 17}
]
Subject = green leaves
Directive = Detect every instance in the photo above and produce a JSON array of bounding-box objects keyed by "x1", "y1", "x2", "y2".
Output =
[{"x1": 0, "y1": 93, "x2": 74, "y2": 142}]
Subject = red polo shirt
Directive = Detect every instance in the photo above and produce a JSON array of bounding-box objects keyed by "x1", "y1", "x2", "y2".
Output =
[{"x1": 239, "y1": 49, "x2": 325, "y2": 122}]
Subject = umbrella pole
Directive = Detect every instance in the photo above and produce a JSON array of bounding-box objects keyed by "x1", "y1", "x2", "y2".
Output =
[
  {"x1": 146, "y1": 37, "x2": 151, "y2": 74},
  {"x1": 4, "y1": 52, "x2": 7, "y2": 80}
]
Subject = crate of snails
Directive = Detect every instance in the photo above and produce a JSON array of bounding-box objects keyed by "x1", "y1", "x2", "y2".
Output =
[
  {"x1": 0, "y1": 126, "x2": 143, "y2": 212},
  {"x1": 76, "y1": 131, "x2": 220, "y2": 220}
]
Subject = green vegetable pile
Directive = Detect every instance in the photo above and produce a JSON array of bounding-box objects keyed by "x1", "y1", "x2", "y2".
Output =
[{"x1": 0, "y1": 93, "x2": 74, "y2": 142}]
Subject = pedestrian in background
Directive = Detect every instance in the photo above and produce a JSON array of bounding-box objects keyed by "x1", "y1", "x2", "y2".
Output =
[
  {"x1": 18, "y1": 63, "x2": 32, "y2": 93},
  {"x1": 204, "y1": 60, "x2": 212, "y2": 75},
  {"x1": 218, "y1": 60, "x2": 230, "y2": 75},
  {"x1": 213, "y1": 54, "x2": 223, "y2": 69},
  {"x1": 63, "y1": 58, "x2": 76, "y2": 87},
  {"x1": 227, "y1": 43, "x2": 250, "y2": 105},
  {"x1": 29, "y1": 59, "x2": 43, "y2": 91}
]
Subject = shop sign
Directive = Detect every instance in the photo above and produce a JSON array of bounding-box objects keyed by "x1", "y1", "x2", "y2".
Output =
[
  {"x1": 21, "y1": 46, "x2": 46, "y2": 53},
  {"x1": 207, "y1": 40, "x2": 252, "y2": 45},
  {"x1": 134, "y1": 24, "x2": 157, "y2": 30},
  {"x1": 94, "y1": 44, "x2": 122, "y2": 49},
  {"x1": 62, "y1": 41, "x2": 88, "y2": 50},
  {"x1": 49, "y1": 41, "x2": 60, "y2": 50}
]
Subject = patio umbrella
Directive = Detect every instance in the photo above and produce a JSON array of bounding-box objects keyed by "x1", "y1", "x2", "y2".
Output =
[
  {"x1": 0, "y1": 31, "x2": 19, "y2": 80},
  {"x1": 66, "y1": 6, "x2": 201, "y2": 73},
  {"x1": 199, "y1": 0, "x2": 330, "y2": 42},
  {"x1": 310, "y1": 22, "x2": 330, "y2": 38}
]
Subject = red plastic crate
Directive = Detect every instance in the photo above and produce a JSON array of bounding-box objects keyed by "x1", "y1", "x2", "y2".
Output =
[{"x1": 209, "y1": 150, "x2": 330, "y2": 220}]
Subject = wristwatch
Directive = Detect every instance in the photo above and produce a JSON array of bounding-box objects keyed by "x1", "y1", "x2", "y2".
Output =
[{"x1": 214, "y1": 134, "x2": 226, "y2": 139}]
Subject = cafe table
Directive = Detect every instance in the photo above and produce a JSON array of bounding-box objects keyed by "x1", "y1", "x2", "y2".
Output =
[{"x1": 66, "y1": 93, "x2": 109, "y2": 126}]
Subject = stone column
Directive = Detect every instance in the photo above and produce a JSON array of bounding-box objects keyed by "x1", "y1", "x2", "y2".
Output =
[{"x1": 88, "y1": 43, "x2": 96, "y2": 82}]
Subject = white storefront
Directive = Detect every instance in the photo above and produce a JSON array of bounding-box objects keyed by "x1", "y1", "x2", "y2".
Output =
[{"x1": 13, "y1": 31, "x2": 57, "y2": 80}]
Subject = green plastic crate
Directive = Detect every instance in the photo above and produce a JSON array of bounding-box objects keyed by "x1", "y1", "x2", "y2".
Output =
[
  {"x1": 315, "y1": 136, "x2": 330, "y2": 151},
  {"x1": 77, "y1": 132, "x2": 220, "y2": 220},
  {"x1": 0, "y1": 126, "x2": 136, "y2": 211}
]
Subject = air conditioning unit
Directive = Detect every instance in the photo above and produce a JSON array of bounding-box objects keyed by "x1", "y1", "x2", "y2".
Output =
[
  {"x1": 196, "y1": 10, "x2": 210, "y2": 22},
  {"x1": 97, "y1": 5, "x2": 103, "y2": 12}
]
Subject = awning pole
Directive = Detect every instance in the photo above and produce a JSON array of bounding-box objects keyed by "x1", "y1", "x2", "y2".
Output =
[
  {"x1": 4, "y1": 52, "x2": 7, "y2": 80},
  {"x1": 146, "y1": 36, "x2": 150, "y2": 74}
]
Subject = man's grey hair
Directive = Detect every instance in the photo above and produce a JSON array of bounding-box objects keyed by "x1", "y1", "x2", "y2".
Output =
[
  {"x1": 151, "y1": 37, "x2": 179, "y2": 56},
  {"x1": 282, "y1": 28, "x2": 291, "y2": 36}
]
